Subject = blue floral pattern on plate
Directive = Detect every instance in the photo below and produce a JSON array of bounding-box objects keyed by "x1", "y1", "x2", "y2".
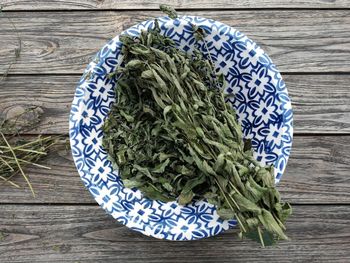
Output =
[{"x1": 69, "y1": 16, "x2": 293, "y2": 240}]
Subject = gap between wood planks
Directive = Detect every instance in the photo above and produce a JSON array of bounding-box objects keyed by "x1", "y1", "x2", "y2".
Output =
[
  {"x1": 4, "y1": 72, "x2": 350, "y2": 76},
  {"x1": 11, "y1": 133, "x2": 350, "y2": 137},
  {"x1": 2, "y1": 8, "x2": 350, "y2": 12},
  {"x1": 2, "y1": 0, "x2": 350, "y2": 10},
  {"x1": 0, "y1": 202, "x2": 349, "y2": 206}
]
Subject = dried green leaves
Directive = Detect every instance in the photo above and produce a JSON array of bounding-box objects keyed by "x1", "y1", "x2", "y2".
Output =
[
  {"x1": 0, "y1": 107, "x2": 62, "y2": 196},
  {"x1": 159, "y1": 5, "x2": 178, "y2": 19},
  {"x1": 103, "y1": 9, "x2": 291, "y2": 246}
]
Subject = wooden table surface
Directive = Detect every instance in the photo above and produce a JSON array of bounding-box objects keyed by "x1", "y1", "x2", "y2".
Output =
[{"x1": 1, "y1": 1, "x2": 350, "y2": 262}]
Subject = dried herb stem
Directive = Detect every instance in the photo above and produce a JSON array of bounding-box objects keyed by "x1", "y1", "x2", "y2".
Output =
[{"x1": 0, "y1": 132, "x2": 35, "y2": 196}]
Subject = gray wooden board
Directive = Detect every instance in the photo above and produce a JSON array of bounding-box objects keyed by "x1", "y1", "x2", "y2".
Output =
[
  {"x1": 2, "y1": 0, "x2": 350, "y2": 10},
  {"x1": 1, "y1": 4, "x2": 350, "y2": 261},
  {"x1": 1, "y1": 10, "x2": 350, "y2": 74},
  {"x1": 1, "y1": 136, "x2": 350, "y2": 204},
  {"x1": 1, "y1": 74, "x2": 350, "y2": 134},
  {"x1": 0, "y1": 204, "x2": 349, "y2": 262}
]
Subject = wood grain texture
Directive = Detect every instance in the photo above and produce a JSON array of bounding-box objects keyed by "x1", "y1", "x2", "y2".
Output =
[
  {"x1": 1, "y1": 74, "x2": 350, "y2": 134},
  {"x1": 1, "y1": 10, "x2": 350, "y2": 74},
  {"x1": 1, "y1": 136, "x2": 350, "y2": 204},
  {"x1": 2, "y1": 0, "x2": 350, "y2": 10},
  {"x1": 0, "y1": 4, "x2": 349, "y2": 262},
  {"x1": 0, "y1": 204, "x2": 349, "y2": 262}
]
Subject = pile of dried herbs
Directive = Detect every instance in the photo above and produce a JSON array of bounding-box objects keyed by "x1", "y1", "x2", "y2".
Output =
[
  {"x1": 103, "y1": 6, "x2": 291, "y2": 246},
  {"x1": 0, "y1": 107, "x2": 60, "y2": 197}
]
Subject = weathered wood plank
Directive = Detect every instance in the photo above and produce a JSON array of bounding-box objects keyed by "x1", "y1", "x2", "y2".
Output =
[
  {"x1": 0, "y1": 10, "x2": 350, "y2": 74},
  {"x1": 0, "y1": 204, "x2": 349, "y2": 262},
  {"x1": 1, "y1": 74, "x2": 350, "y2": 134},
  {"x1": 287, "y1": 74, "x2": 350, "y2": 134},
  {"x1": 0, "y1": 75, "x2": 74, "y2": 135},
  {"x1": 0, "y1": 136, "x2": 349, "y2": 204},
  {"x1": 2, "y1": 0, "x2": 350, "y2": 10}
]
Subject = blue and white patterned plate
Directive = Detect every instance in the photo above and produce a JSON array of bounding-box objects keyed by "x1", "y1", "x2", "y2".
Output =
[{"x1": 69, "y1": 16, "x2": 293, "y2": 241}]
